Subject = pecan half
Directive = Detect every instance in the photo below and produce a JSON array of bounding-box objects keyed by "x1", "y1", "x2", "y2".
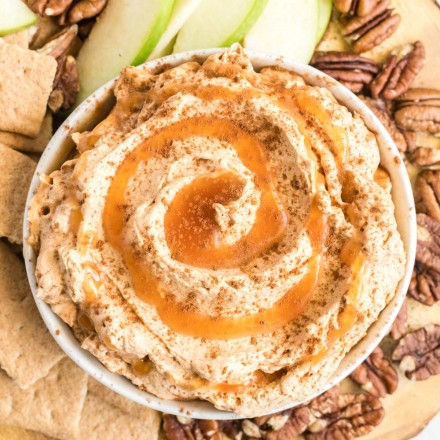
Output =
[
  {"x1": 409, "y1": 267, "x2": 440, "y2": 306},
  {"x1": 350, "y1": 346, "x2": 398, "y2": 397},
  {"x1": 67, "y1": 0, "x2": 107, "y2": 23},
  {"x1": 410, "y1": 147, "x2": 440, "y2": 169},
  {"x1": 390, "y1": 297, "x2": 408, "y2": 340},
  {"x1": 261, "y1": 407, "x2": 311, "y2": 440},
  {"x1": 309, "y1": 384, "x2": 341, "y2": 415},
  {"x1": 334, "y1": 0, "x2": 382, "y2": 16},
  {"x1": 27, "y1": 0, "x2": 74, "y2": 16},
  {"x1": 27, "y1": 0, "x2": 107, "y2": 26},
  {"x1": 341, "y1": 0, "x2": 401, "y2": 53},
  {"x1": 306, "y1": 389, "x2": 384, "y2": 440},
  {"x1": 163, "y1": 414, "x2": 241, "y2": 440},
  {"x1": 37, "y1": 24, "x2": 78, "y2": 59},
  {"x1": 162, "y1": 414, "x2": 195, "y2": 440},
  {"x1": 392, "y1": 325, "x2": 440, "y2": 380},
  {"x1": 370, "y1": 42, "x2": 426, "y2": 100},
  {"x1": 359, "y1": 96, "x2": 407, "y2": 152},
  {"x1": 400, "y1": 131, "x2": 416, "y2": 154},
  {"x1": 36, "y1": 24, "x2": 80, "y2": 112},
  {"x1": 57, "y1": 0, "x2": 108, "y2": 25},
  {"x1": 49, "y1": 54, "x2": 80, "y2": 112},
  {"x1": 311, "y1": 52, "x2": 378, "y2": 93},
  {"x1": 408, "y1": 213, "x2": 440, "y2": 305},
  {"x1": 415, "y1": 170, "x2": 440, "y2": 222},
  {"x1": 394, "y1": 88, "x2": 440, "y2": 134},
  {"x1": 242, "y1": 420, "x2": 262, "y2": 438}
]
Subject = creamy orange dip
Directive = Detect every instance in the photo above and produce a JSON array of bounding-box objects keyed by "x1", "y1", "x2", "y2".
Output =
[{"x1": 28, "y1": 45, "x2": 405, "y2": 416}]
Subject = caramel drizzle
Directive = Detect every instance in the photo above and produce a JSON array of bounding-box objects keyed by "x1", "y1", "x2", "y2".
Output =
[
  {"x1": 80, "y1": 83, "x2": 364, "y2": 347},
  {"x1": 277, "y1": 94, "x2": 366, "y2": 365},
  {"x1": 73, "y1": 80, "x2": 369, "y2": 391},
  {"x1": 102, "y1": 116, "x2": 326, "y2": 339}
]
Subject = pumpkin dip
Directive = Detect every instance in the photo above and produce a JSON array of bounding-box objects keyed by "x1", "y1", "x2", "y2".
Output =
[{"x1": 28, "y1": 44, "x2": 405, "y2": 416}]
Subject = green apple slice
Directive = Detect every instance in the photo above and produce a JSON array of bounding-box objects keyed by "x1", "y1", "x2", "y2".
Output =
[
  {"x1": 243, "y1": 0, "x2": 319, "y2": 64},
  {"x1": 0, "y1": 0, "x2": 36, "y2": 36},
  {"x1": 149, "y1": 0, "x2": 203, "y2": 60},
  {"x1": 76, "y1": 0, "x2": 176, "y2": 104},
  {"x1": 173, "y1": 0, "x2": 268, "y2": 53},
  {"x1": 316, "y1": 0, "x2": 332, "y2": 43}
]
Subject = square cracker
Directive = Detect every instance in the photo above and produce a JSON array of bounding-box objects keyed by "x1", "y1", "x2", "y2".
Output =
[
  {"x1": 0, "y1": 241, "x2": 65, "y2": 388},
  {"x1": 0, "y1": 358, "x2": 88, "y2": 440},
  {"x1": 0, "y1": 144, "x2": 36, "y2": 243},
  {"x1": 0, "y1": 424, "x2": 51, "y2": 440},
  {"x1": 88, "y1": 377, "x2": 162, "y2": 423},
  {"x1": 1, "y1": 28, "x2": 33, "y2": 49},
  {"x1": 80, "y1": 393, "x2": 160, "y2": 440},
  {"x1": 0, "y1": 41, "x2": 56, "y2": 137},
  {"x1": 0, "y1": 112, "x2": 52, "y2": 153}
]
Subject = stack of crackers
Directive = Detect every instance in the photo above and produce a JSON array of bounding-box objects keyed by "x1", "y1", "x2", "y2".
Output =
[{"x1": 0, "y1": 28, "x2": 161, "y2": 440}]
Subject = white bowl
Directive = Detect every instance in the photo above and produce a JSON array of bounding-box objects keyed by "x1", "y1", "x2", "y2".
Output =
[{"x1": 23, "y1": 48, "x2": 416, "y2": 420}]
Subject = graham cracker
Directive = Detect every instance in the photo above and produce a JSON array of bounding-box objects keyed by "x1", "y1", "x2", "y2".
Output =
[
  {"x1": 0, "y1": 112, "x2": 52, "y2": 153},
  {"x1": 0, "y1": 144, "x2": 36, "y2": 243},
  {"x1": 80, "y1": 393, "x2": 160, "y2": 440},
  {"x1": 0, "y1": 41, "x2": 56, "y2": 137},
  {"x1": 88, "y1": 377, "x2": 162, "y2": 423},
  {"x1": 1, "y1": 28, "x2": 33, "y2": 49},
  {"x1": 0, "y1": 358, "x2": 88, "y2": 440},
  {"x1": 0, "y1": 424, "x2": 51, "y2": 440},
  {"x1": 0, "y1": 241, "x2": 65, "y2": 388}
]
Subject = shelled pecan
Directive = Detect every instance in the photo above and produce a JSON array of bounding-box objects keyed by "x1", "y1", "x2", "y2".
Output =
[
  {"x1": 359, "y1": 96, "x2": 407, "y2": 152},
  {"x1": 410, "y1": 147, "x2": 440, "y2": 169},
  {"x1": 341, "y1": 0, "x2": 401, "y2": 53},
  {"x1": 390, "y1": 298, "x2": 408, "y2": 340},
  {"x1": 370, "y1": 42, "x2": 426, "y2": 100},
  {"x1": 26, "y1": 0, "x2": 107, "y2": 26},
  {"x1": 402, "y1": 130, "x2": 417, "y2": 152},
  {"x1": 392, "y1": 325, "x2": 440, "y2": 380},
  {"x1": 394, "y1": 88, "x2": 440, "y2": 134},
  {"x1": 263, "y1": 407, "x2": 311, "y2": 440},
  {"x1": 311, "y1": 51, "x2": 378, "y2": 93},
  {"x1": 334, "y1": 0, "x2": 382, "y2": 16},
  {"x1": 408, "y1": 214, "x2": 440, "y2": 305},
  {"x1": 350, "y1": 346, "x2": 398, "y2": 397},
  {"x1": 27, "y1": 0, "x2": 73, "y2": 16},
  {"x1": 37, "y1": 24, "x2": 78, "y2": 58},
  {"x1": 37, "y1": 25, "x2": 80, "y2": 111},
  {"x1": 415, "y1": 170, "x2": 440, "y2": 222},
  {"x1": 163, "y1": 414, "x2": 242, "y2": 440},
  {"x1": 64, "y1": 0, "x2": 107, "y2": 24},
  {"x1": 306, "y1": 387, "x2": 384, "y2": 440},
  {"x1": 49, "y1": 54, "x2": 80, "y2": 112}
]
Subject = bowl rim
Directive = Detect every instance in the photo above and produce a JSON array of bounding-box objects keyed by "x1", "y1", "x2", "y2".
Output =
[{"x1": 23, "y1": 47, "x2": 417, "y2": 420}]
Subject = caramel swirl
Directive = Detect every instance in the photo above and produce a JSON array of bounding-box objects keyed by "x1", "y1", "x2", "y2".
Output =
[
  {"x1": 96, "y1": 82, "x2": 361, "y2": 341},
  {"x1": 102, "y1": 116, "x2": 328, "y2": 339}
]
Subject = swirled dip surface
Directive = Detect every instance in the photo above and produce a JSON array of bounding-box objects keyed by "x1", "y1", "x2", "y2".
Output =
[{"x1": 29, "y1": 45, "x2": 405, "y2": 415}]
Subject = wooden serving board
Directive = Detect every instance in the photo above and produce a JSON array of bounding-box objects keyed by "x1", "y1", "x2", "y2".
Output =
[{"x1": 1, "y1": 1, "x2": 439, "y2": 439}]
